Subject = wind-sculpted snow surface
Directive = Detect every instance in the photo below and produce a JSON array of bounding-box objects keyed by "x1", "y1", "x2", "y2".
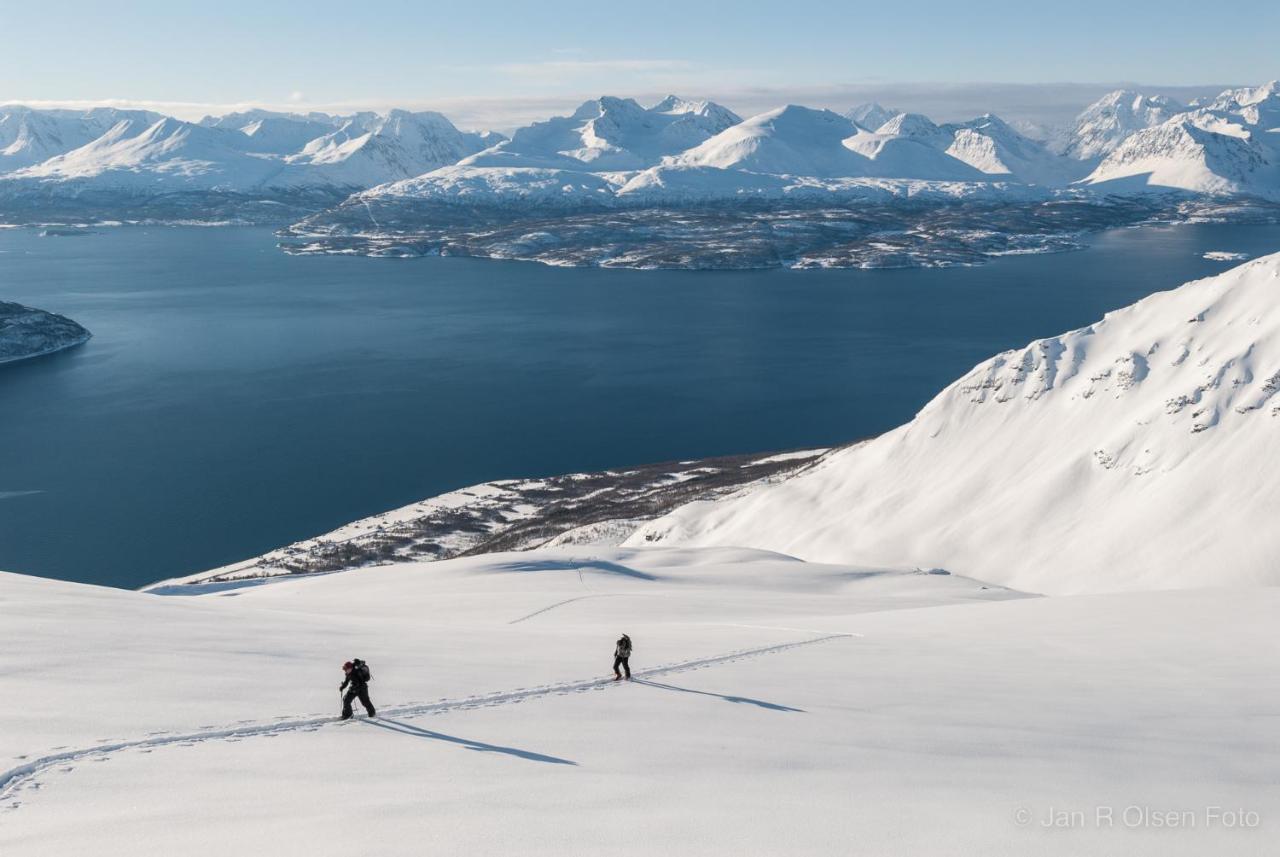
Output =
[{"x1": 629, "y1": 255, "x2": 1280, "y2": 594}]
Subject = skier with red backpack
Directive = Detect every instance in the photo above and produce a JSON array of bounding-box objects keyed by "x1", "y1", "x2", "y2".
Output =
[{"x1": 340, "y1": 658, "x2": 376, "y2": 720}]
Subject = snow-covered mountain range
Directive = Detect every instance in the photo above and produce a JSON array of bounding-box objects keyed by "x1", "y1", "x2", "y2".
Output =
[
  {"x1": 1083, "y1": 82, "x2": 1280, "y2": 198},
  {"x1": 0, "y1": 105, "x2": 502, "y2": 198},
  {"x1": 3, "y1": 81, "x2": 1278, "y2": 217},
  {"x1": 627, "y1": 254, "x2": 1280, "y2": 594}
]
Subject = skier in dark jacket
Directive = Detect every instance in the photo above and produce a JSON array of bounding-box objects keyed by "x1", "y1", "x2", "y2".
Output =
[
  {"x1": 340, "y1": 659, "x2": 376, "y2": 720},
  {"x1": 613, "y1": 634, "x2": 632, "y2": 681}
]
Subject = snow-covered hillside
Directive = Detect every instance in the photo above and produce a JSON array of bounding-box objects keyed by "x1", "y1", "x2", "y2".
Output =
[
  {"x1": 4, "y1": 547, "x2": 1277, "y2": 856},
  {"x1": 628, "y1": 254, "x2": 1280, "y2": 595}
]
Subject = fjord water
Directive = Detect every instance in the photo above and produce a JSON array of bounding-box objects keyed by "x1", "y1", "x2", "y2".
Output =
[{"x1": 2, "y1": 224, "x2": 1277, "y2": 588}]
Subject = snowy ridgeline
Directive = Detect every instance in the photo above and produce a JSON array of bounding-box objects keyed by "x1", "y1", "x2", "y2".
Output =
[
  {"x1": 0, "y1": 302, "x2": 90, "y2": 365},
  {"x1": 3, "y1": 83, "x2": 1280, "y2": 266},
  {"x1": 150, "y1": 448, "x2": 831, "y2": 590},
  {"x1": 629, "y1": 254, "x2": 1280, "y2": 595}
]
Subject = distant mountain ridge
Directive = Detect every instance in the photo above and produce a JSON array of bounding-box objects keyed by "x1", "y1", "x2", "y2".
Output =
[{"x1": 2, "y1": 82, "x2": 1279, "y2": 218}]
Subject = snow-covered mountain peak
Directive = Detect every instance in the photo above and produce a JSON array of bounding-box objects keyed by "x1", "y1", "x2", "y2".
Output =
[
  {"x1": 281, "y1": 110, "x2": 491, "y2": 188},
  {"x1": 629, "y1": 254, "x2": 1280, "y2": 594},
  {"x1": 1060, "y1": 89, "x2": 1186, "y2": 160},
  {"x1": 1211, "y1": 80, "x2": 1280, "y2": 110},
  {"x1": 944, "y1": 113, "x2": 1082, "y2": 185},
  {"x1": 459, "y1": 95, "x2": 738, "y2": 172},
  {"x1": 668, "y1": 105, "x2": 863, "y2": 177},
  {"x1": 9, "y1": 114, "x2": 286, "y2": 189},
  {"x1": 846, "y1": 102, "x2": 897, "y2": 131},
  {"x1": 875, "y1": 112, "x2": 954, "y2": 149},
  {"x1": 1084, "y1": 107, "x2": 1278, "y2": 197},
  {"x1": 651, "y1": 95, "x2": 741, "y2": 127},
  {"x1": 0, "y1": 106, "x2": 164, "y2": 170}
]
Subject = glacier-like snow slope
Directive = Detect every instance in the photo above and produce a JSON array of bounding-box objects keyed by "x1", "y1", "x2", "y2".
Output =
[
  {"x1": 3, "y1": 549, "x2": 1277, "y2": 856},
  {"x1": 629, "y1": 254, "x2": 1280, "y2": 595}
]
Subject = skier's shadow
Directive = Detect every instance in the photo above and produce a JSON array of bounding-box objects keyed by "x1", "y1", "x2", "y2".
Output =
[
  {"x1": 361, "y1": 717, "x2": 577, "y2": 765},
  {"x1": 632, "y1": 679, "x2": 804, "y2": 712}
]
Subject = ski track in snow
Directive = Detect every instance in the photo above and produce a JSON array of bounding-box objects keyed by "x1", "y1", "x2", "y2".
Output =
[
  {"x1": 507, "y1": 593, "x2": 630, "y2": 624},
  {"x1": 0, "y1": 634, "x2": 852, "y2": 812}
]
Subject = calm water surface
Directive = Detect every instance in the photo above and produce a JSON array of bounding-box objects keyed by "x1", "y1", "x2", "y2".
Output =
[{"x1": 1, "y1": 223, "x2": 1276, "y2": 587}]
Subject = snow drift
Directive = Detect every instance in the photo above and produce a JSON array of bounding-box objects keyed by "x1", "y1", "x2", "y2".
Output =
[{"x1": 628, "y1": 254, "x2": 1280, "y2": 594}]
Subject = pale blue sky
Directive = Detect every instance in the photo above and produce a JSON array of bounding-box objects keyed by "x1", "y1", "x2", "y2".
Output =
[{"x1": 2, "y1": 0, "x2": 1276, "y2": 129}]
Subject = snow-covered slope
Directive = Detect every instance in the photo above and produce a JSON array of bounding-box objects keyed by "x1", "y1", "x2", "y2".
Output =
[
  {"x1": 7, "y1": 116, "x2": 286, "y2": 190},
  {"x1": 3, "y1": 548, "x2": 1277, "y2": 856},
  {"x1": 461, "y1": 95, "x2": 739, "y2": 172},
  {"x1": 1083, "y1": 83, "x2": 1280, "y2": 198},
  {"x1": 944, "y1": 114, "x2": 1086, "y2": 185},
  {"x1": 668, "y1": 105, "x2": 866, "y2": 177},
  {"x1": 202, "y1": 110, "x2": 338, "y2": 155},
  {"x1": 843, "y1": 128, "x2": 985, "y2": 181},
  {"x1": 1058, "y1": 90, "x2": 1185, "y2": 160},
  {"x1": 874, "y1": 112, "x2": 954, "y2": 149},
  {"x1": 845, "y1": 102, "x2": 897, "y2": 131},
  {"x1": 280, "y1": 109, "x2": 494, "y2": 189},
  {"x1": 0, "y1": 106, "x2": 162, "y2": 171},
  {"x1": 629, "y1": 254, "x2": 1280, "y2": 595},
  {"x1": 1085, "y1": 110, "x2": 1279, "y2": 197}
]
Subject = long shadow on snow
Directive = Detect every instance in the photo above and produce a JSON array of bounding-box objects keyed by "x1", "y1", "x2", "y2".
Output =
[
  {"x1": 486, "y1": 558, "x2": 658, "y2": 581},
  {"x1": 632, "y1": 679, "x2": 804, "y2": 712},
  {"x1": 361, "y1": 717, "x2": 577, "y2": 765}
]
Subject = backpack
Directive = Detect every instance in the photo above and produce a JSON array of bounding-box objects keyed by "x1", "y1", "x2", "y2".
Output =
[
  {"x1": 353, "y1": 659, "x2": 372, "y2": 682},
  {"x1": 618, "y1": 637, "x2": 632, "y2": 657}
]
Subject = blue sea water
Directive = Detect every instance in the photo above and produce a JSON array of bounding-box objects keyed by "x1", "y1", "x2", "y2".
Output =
[{"x1": 1, "y1": 223, "x2": 1276, "y2": 588}]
